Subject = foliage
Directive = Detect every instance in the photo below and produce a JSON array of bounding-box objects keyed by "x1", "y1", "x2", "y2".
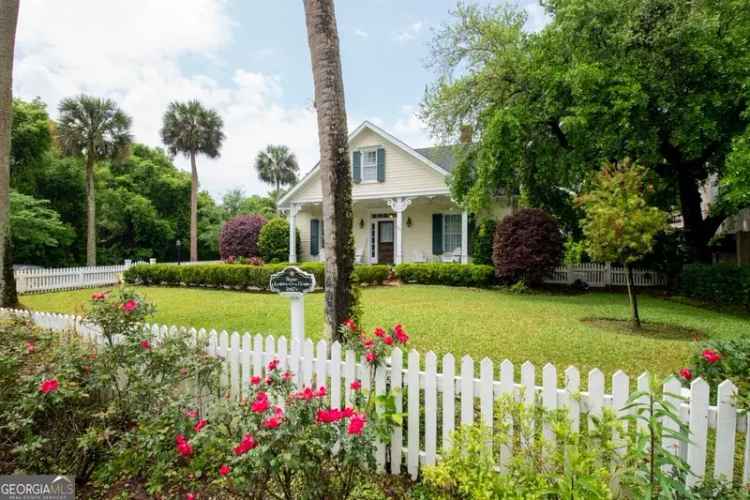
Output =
[
  {"x1": 124, "y1": 262, "x2": 390, "y2": 291},
  {"x1": 57, "y1": 95, "x2": 132, "y2": 162},
  {"x1": 470, "y1": 218, "x2": 496, "y2": 265},
  {"x1": 678, "y1": 263, "x2": 750, "y2": 308},
  {"x1": 394, "y1": 263, "x2": 495, "y2": 287},
  {"x1": 563, "y1": 236, "x2": 587, "y2": 265},
  {"x1": 219, "y1": 214, "x2": 268, "y2": 260},
  {"x1": 421, "y1": 0, "x2": 750, "y2": 258},
  {"x1": 681, "y1": 338, "x2": 750, "y2": 410},
  {"x1": 578, "y1": 161, "x2": 669, "y2": 266},
  {"x1": 492, "y1": 208, "x2": 563, "y2": 285},
  {"x1": 254, "y1": 145, "x2": 300, "y2": 200},
  {"x1": 160, "y1": 100, "x2": 224, "y2": 160},
  {"x1": 10, "y1": 190, "x2": 74, "y2": 264},
  {"x1": 222, "y1": 188, "x2": 276, "y2": 220},
  {"x1": 258, "y1": 218, "x2": 295, "y2": 263},
  {"x1": 351, "y1": 265, "x2": 390, "y2": 286},
  {"x1": 10, "y1": 98, "x2": 52, "y2": 193}
]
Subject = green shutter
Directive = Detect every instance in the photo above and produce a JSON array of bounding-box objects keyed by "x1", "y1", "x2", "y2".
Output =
[
  {"x1": 432, "y1": 214, "x2": 443, "y2": 255},
  {"x1": 352, "y1": 151, "x2": 361, "y2": 184},
  {"x1": 310, "y1": 219, "x2": 320, "y2": 256},
  {"x1": 376, "y1": 147, "x2": 385, "y2": 182},
  {"x1": 467, "y1": 213, "x2": 476, "y2": 257}
]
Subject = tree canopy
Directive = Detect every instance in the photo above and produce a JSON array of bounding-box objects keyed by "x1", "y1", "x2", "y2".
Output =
[{"x1": 422, "y1": 0, "x2": 750, "y2": 260}]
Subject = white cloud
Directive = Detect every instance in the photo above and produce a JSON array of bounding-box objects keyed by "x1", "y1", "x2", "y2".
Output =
[
  {"x1": 394, "y1": 21, "x2": 424, "y2": 43},
  {"x1": 391, "y1": 105, "x2": 431, "y2": 148},
  {"x1": 354, "y1": 28, "x2": 369, "y2": 39},
  {"x1": 13, "y1": 0, "x2": 319, "y2": 198}
]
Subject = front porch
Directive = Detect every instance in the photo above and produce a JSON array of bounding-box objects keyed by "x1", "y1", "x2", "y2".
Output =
[{"x1": 286, "y1": 195, "x2": 470, "y2": 265}]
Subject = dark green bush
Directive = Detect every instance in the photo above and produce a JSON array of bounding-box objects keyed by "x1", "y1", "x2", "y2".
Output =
[
  {"x1": 258, "y1": 218, "x2": 301, "y2": 263},
  {"x1": 395, "y1": 263, "x2": 495, "y2": 287},
  {"x1": 471, "y1": 218, "x2": 496, "y2": 265},
  {"x1": 124, "y1": 262, "x2": 389, "y2": 290},
  {"x1": 678, "y1": 263, "x2": 750, "y2": 307}
]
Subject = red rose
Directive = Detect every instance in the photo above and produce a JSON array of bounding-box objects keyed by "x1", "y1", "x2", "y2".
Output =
[
  {"x1": 186, "y1": 493, "x2": 196, "y2": 500},
  {"x1": 394, "y1": 324, "x2": 409, "y2": 344},
  {"x1": 316, "y1": 385, "x2": 327, "y2": 397},
  {"x1": 263, "y1": 416, "x2": 282, "y2": 429},
  {"x1": 121, "y1": 299, "x2": 138, "y2": 313},
  {"x1": 264, "y1": 376, "x2": 273, "y2": 385},
  {"x1": 350, "y1": 380, "x2": 362, "y2": 391},
  {"x1": 194, "y1": 419, "x2": 208, "y2": 432},
  {"x1": 347, "y1": 414, "x2": 367, "y2": 435},
  {"x1": 267, "y1": 358, "x2": 279, "y2": 371},
  {"x1": 176, "y1": 439, "x2": 193, "y2": 457},
  {"x1": 363, "y1": 338, "x2": 374, "y2": 349},
  {"x1": 343, "y1": 319, "x2": 357, "y2": 331},
  {"x1": 702, "y1": 349, "x2": 721, "y2": 364},
  {"x1": 140, "y1": 339, "x2": 151, "y2": 350},
  {"x1": 282, "y1": 370, "x2": 293, "y2": 381},
  {"x1": 342, "y1": 407, "x2": 354, "y2": 418},
  {"x1": 92, "y1": 292, "x2": 106, "y2": 301},
  {"x1": 250, "y1": 375, "x2": 261, "y2": 385},
  {"x1": 374, "y1": 327, "x2": 386, "y2": 338},
  {"x1": 366, "y1": 352, "x2": 377, "y2": 363},
  {"x1": 316, "y1": 408, "x2": 343, "y2": 423},
  {"x1": 679, "y1": 368, "x2": 692, "y2": 381},
  {"x1": 233, "y1": 434, "x2": 256, "y2": 455},
  {"x1": 39, "y1": 378, "x2": 59, "y2": 394},
  {"x1": 383, "y1": 335, "x2": 393, "y2": 346},
  {"x1": 219, "y1": 464, "x2": 231, "y2": 477},
  {"x1": 251, "y1": 392, "x2": 270, "y2": 413},
  {"x1": 295, "y1": 387, "x2": 314, "y2": 401}
]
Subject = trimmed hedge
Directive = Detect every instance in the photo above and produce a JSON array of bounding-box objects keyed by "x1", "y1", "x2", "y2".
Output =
[
  {"x1": 123, "y1": 263, "x2": 390, "y2": 291},
  {"x1": 678, "y1": 263, "x2": 750, "y2": 307},
  {"x1": 395, "y1": 263, "x2": 495, "y2": 288}
]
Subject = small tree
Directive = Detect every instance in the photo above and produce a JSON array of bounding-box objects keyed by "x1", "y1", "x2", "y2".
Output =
[
  {"x1": 493, "y1": 208, "x2": 563, "y2": 285},
  {"x1": 258, "y1": 218, "x2": 300, "y2": 263},
  {"x1": 577, "y1": 160, "x2": 668, "y2": 328}
]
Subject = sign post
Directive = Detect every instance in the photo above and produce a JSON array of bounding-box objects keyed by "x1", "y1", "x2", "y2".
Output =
[{"x1": 270, "y1": 266, "x2": 316, "y2": 344}]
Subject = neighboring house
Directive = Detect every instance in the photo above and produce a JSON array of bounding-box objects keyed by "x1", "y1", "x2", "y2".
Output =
[
  {"x1": 277, "y1": 121, "x2": 510, "y2": 265},
  {"x1": 700, "y1": 175, "x2": 750, "y2": 264}
]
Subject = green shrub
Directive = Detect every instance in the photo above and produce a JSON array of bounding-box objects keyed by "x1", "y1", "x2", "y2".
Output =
[
  {"x1": 258, "y1": 218, "x2": 301, "y2": 263},
  {"x1": 678, "y1": 263, "x2": 750, "y2": 307},
  {"x1": 395, "y1": 263, "x2": 495, "y2": 287},
  {"x1": 470, "y1": 218, "x2": 496, "y2": 265},
  {"x1": 124, "y1": 262, "x2": 389, "y2": 291},
  {"x1": 680, "y1": 337, "x2": 750, "y2": 410}
]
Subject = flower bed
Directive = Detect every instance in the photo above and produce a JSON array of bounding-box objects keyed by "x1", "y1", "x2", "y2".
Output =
[{"x1": 123, "y1": 262, "x2": 391, "y2": 291}]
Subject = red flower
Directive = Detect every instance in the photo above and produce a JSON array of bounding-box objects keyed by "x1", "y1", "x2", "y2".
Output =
[
  {"x1": 92, "y1": 292, "x2": 106, "y2": 301},
  {"x1": 251, "y1": 392, "x2": 270, "y2": 413},
  {"x1": 350, "y1": 380, "x2": 362, "y2": 391},
  {"x1": 295, "y1": 387, "x2": 315, "y2": 401},
  {"x1": 25, "y1": 341, "x2": 35, "y2": 354},
  {"x1": 362, "y1": 338, "x2": 374, "y2": 349},
  {"x1": 374, "y1": 327, "x2": 386, "y2": 338},
  {"x1": 702, "y1": 349, "x2": 721, "y2": 364},
  {"x1": 394, "y1": 324, "x2": 409, "y2": 344},
  {"x1": 140, "y1": 339, "x2": 151, "y2": 350},
  {"x1": 267, "y1": 358, "x2": 279, "y2": 371},
  {"x1": 194, "y1": 419, "x2": 208, "y2": 432},
  {"x1": 282, "y1": 370, "x2": 293, "y2": 381},
  {"x1": 176, "y1": 438, "x2": 193, "y2": 457},
  {"x1": 39, "y1": 378, "x2": 59, "y2": 394},
  {"x1": 366, "y1": 352, "x2": 377, "y2": 363},
  {"x1": 264, "y1": 376, "x2": 273, "y2": 385},
  {"x1": 219, "y1": 464, "x2": 231, "y2": 477},
  {"x1": 316, "y1": 408, "x2": 343, "y2": 423},
  {"x1": 186, "y1": 494, "x2": 196, "y2": 500},
  {"x1": 121, "y1": 299, "x2": 138, "y2": 313},
  {"x1": 316, "y1": 385, "x2": 327, "y2": 397},
  {"x1": 679, "y1": 368, "x2": 693, "y2": 381},
  {"x1": 342, "y1": 407, "x2": 354, "y2": 418},
  {"x1": 263, "y1": 416, "x2": 282, "y2": 429},
  {"x1": 383, "y1": 335, "x2": 393, "y2": 346},
  {"x1": 233, "y1": 434, "x2": 256, "y2": 455},
  {"x1": 176, "y1": 433, "x2": 187, "y2": 444},
  {"x1": 347, "y1": 414, "x2": 367, "y2": 435},
  {"x1": 250, "y1": 375, "x2": 261, "y2": 385},
  {"x1": 343, "y1": 319, "x2": 357, "y2": 331}
]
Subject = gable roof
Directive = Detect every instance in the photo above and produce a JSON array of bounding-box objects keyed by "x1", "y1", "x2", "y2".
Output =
[
  {"x1": 414, "y1": 145, "x2": 465, "y2": 172},
  {"x1": 278, "y1": 120, "x2": 451, "y2": 207}
]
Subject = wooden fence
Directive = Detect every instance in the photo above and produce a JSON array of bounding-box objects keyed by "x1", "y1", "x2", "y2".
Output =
[
  {"x1": 2, "y1": 308, "x2": 747, "y2": 487},
  {"x1": 546, "y1": 263, "x2": 667, "y2": 287},
  {"x1": 14, "y1": 264, "x2": 132, "y2": 294}
]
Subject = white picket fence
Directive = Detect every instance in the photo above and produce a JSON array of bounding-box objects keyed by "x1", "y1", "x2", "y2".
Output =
[
  {"x1": 546, "y1": 263, "x2": 667, "y2": 287},
  {"x1": 2, "y1": 308, "x2": 747, "y2": 487},
  {"x1": 14, "y1": 264, "x2": 132, "y2": 294}
]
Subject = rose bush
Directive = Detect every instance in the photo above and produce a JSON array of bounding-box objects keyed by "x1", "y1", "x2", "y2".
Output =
[{"x1": 679, "y1": 338, "x2": 750, "y2": 409}]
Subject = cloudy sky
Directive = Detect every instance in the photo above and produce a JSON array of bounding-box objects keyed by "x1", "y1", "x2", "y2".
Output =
[{"x1": 13, "y1": 0, "x2": 549, "y2": 198}]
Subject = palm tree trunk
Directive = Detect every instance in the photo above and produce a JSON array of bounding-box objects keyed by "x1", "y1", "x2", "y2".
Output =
[
  {"x1": 0, "y1": 0, "x2": 19, "y2": 306},
  {"x1": 190, "y1": 151, "x2": 198, "y2": 262},
  {"x1": 303, "y1": 0, "x2": 355, "y2": 340},
  {"x1": 625, "y1": 263, "x2": 641, "y2": 329},
  {"x1": 85, "y1": 152, "x2": 96, "y2": 266}
]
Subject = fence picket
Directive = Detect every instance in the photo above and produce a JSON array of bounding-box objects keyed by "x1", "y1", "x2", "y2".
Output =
[
  {"x1": 316, "y1": 340, "x2": 328, "y2": 389},
  {"x1": 480, "y1": 358, "x2": 494, "y2": 456},
  {"x1": 441, "y1": 353, "x2": 455, "y2": 452},
  {"x1": 253, "y1": 335, "x2": 263, "y2": 377},
  {"x1": 302, "y1": 340, "x2": 314, "y2": 387},
  {"x1": 461, "y1": 356, "x2": 474, "y2": 426},
  {"x1": 612, "y1": 370, "x2": 629, "y2": 456},
  {"x1": 588, "y1": 369, "x2": 604, "y2": 427},
  {"x1": 229, "y1": 333, "x2": 241, "y2": 399},
  {"x1": 714, "y1": 380, "x2": 737, "y2": 481},
  {"x1": 499, "y1": 359, "x2": 514, "y2": 468},
  {"x1": 330, "y1": 342, "x2": 342, "y2": 410},
  {"x1": 375, "y1": 365, "x2": 387, "y2": 472},
  {"x1": 542, "y1": 363, "x2": 557, "y2": 444},
  {"x1": 344, "y1": 350, "x2": 355, "y2": 406},
  {"x1": 564, "y1": 366, "x2": 580, "y2": 432},
  {"x1": 407, "y1": 350, "x2": 420, "y2": 479},
  {"x1": 662, "y1": 377, "x2": 683, "y2": 464},
  {"x1": 424, "y1": 352, "x2": 438, "y2": 467},
  {"x1": 241, "y1": 334, "x2": 252, "y2": 399},
  {"x1": 687, "y1": 378, "x2": 709, "y2": 487},
  {"x1": 390, "y1": 348, "x2": 404, "y2": 475}
]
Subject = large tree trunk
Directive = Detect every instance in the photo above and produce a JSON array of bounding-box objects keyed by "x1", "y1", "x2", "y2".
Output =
[
  {"x1": 190, "y1": 151, "x2": 198, "y2": 262},
  {"x1": 0, "y1": 0, "x2": 19, "y2": 306},
  {"x1": 303, "y1": 0, "x2": 355, "y2": 340},
  {"x1": 85, "y1": 152, "x2": 96, "y2": 266}
]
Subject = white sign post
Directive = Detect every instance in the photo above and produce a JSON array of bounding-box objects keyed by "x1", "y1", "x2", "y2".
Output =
[{"x1": 269, "y1": 266, "x2": 316, "y2": 344}]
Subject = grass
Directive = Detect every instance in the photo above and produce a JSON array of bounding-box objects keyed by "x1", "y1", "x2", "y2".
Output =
[{"x1": 21, "y1": 285, "x2": 749, "y2": 379}]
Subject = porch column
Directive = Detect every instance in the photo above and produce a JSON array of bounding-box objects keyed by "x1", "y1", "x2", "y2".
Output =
[
  {"x1": 387, "y1": 197, "x2": 412, "y2": 265},
  {"x1": 461, "y1": 210, "x2": 469, "y2": 264},
  {"x1": 288, "y1": 204, "x2": 301, "y2": 263}
]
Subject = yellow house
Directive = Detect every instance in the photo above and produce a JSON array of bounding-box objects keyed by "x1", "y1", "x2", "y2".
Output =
[{"x1": 277, "y1": 121, "x2": 510, "y2": 265}]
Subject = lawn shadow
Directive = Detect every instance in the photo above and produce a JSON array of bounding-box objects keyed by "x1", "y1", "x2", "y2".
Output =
[{"x1": 581, "y1": 317, "x2": 707, "y2": 341}]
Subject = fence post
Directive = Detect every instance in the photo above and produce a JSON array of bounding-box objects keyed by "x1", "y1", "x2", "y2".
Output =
[
  {"x1": 567, "y1": 265, "x2": 574, "y2": 285},
  {"x1": 605, "y1": 262, "x2": 612, "y2": 286}
]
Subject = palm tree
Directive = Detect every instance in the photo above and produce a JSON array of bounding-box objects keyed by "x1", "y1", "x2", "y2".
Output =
[
  {"x1": 160, "y1": 100, "x2": 224, "y2": 262},
  {"x1": 0, "y1": 0, "x2": 19, "y2": 306},
  {"x1": 254, "y1": 145, "x2": 299, "y2": 201},
  {"x1": 58, "y1": 96, "x2": 132, "y2": 266},
  {"x1": 303, "y1": 0, "x2": 355, "y2": 340}
]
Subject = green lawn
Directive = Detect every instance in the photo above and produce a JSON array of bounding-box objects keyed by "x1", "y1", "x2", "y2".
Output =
[{"x1": 21, "y1": 285, "x2": 749, "y2": 379}]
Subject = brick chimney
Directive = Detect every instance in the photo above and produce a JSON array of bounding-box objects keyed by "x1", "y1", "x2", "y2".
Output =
[{"x1": 459, "y1": 125, "x2": 473, "y2": 144}]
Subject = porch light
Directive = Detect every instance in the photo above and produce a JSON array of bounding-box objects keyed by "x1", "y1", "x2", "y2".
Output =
[
  {"x1": 359, "y1": 218, "x2": 365, "y2": 229},
  {"x1": 406, "y1": 217, "x2": 412, "y2": 228}
]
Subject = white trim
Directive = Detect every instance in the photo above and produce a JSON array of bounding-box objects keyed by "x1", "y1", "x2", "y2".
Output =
[
  {"x1": 278, "y1": 121, "x2": 451, "y2": 207},
  {"x1": 286, "y1": 188, "x2": 451, "y2": 206}
]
